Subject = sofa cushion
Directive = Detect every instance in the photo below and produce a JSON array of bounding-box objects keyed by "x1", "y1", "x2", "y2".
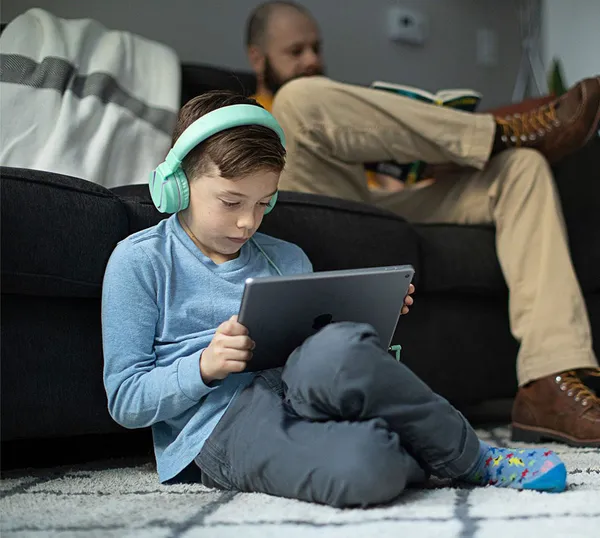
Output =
[
  {"x1": 180, "y1": 63, "x2": 256, "y2": 104},
  {"x1": 415, "y1": 137, "x2": 600, "y2": 296},
  {"x1": 553, "y1": 136, "x2": 600, "y2": 294},
  {"x1": 110, "y1": 184, "x2": 168, "y2": 235},
  {"x1": 415, "y1": 224, "x2": 506, "y2": 295},
  {"x1": 1, "y1": 294, "x2": 122, "y2": 441},
  {"x1": 112, "y1": 186, "x2": 422, "y2": 279},
  {"x1": 1, "y1": 167, "x2": 128, "y2": 298},
  {"x1": 259, "y1": 192, "x2": 421, "y2": 277}
]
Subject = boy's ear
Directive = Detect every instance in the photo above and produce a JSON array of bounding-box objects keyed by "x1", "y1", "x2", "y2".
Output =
[{"x1": 247, "y1": 45, "x2": 266, "y2": 78}]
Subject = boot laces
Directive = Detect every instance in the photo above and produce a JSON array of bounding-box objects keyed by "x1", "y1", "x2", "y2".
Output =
[
  {"x1": 497, "y1": 104, "x2": 560, "y2": 146},
  {"x1": 556, "y1": 369, "x2": 600, "y2": 407}
]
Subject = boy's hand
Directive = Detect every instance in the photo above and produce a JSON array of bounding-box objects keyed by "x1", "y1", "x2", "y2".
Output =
[
  {"x1": 200, "y1": 316, "x2": 254, "y2": 384},
  {"x1": 401, "y1": 284, "x2": 415, "y2": 315}
]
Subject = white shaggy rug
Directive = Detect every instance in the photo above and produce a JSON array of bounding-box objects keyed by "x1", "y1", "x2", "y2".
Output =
[{"x1": 1, "y1": 427, "x2": 599, "y2": 538}]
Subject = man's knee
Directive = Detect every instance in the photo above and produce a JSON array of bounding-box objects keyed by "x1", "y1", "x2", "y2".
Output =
[
  {"x1": 272, "y1": 76, "x2": 333, "y2": 118},
  {"x1": 497, "y1": 148, "x2": 553, "y2": 180},
  {"x1": 490, "y1": 148, "x2": 557, "y2": 201}
]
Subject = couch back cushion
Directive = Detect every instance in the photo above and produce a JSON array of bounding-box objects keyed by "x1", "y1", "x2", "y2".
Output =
[
  {"x1": 1, "y1": 167, "x2": 128, "y2": 298},
  {"x1": 180, "y1": 63, "x2": 257, "y2": 104},
  {"x1": 115, "y1": 187, "x2": 422, "y2": 279},
  {"x1": 259, "y1": 192, "x2": 421, "y2": 276}
]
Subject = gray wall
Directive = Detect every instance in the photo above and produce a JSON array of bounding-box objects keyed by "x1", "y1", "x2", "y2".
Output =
[
  {"x1": 2, "y1": 0, "x2": 524, "y2": 108},
  {"x1": 542, "y1": 0, "x2": 600, "y2": 86}
]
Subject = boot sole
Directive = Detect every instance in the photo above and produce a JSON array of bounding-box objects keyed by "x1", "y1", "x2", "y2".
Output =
[{"x1": 512, "y1": 423, "x2": 600, "y2": 447}]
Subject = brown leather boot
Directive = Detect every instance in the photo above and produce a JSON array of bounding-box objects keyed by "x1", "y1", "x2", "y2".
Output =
[
  {"x1": 511, "y1": 369, "x2": 600, "y2": 447},
  {"x1": 495, "y1": 77, "x2": 600, "y2": 164}
]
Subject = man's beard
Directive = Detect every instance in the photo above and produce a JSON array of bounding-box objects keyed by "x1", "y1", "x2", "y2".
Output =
[{"x1": 264, "y1": 57, "x2": 324, "y2": 95}]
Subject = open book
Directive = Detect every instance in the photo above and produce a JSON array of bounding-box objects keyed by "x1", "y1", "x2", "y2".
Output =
[
  {"x1": 371, "y1": 81, "x2": 482, "y2": 111},
  {"x1": 365, "y1": 81, "x2": 483, "y2": 184}
]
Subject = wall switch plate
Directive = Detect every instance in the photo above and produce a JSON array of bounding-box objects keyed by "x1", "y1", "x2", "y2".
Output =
[
  {"x1": 387, "y1": 6, "x2": 429, "y2": 46},
  {"x1": 476, "y1": 28, "x2": 499, "y2": 66}
]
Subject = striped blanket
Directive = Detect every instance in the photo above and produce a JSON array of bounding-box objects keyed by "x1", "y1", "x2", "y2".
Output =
[{"x1": 0, "y1": 8, "x2": 181, "y2": 188}]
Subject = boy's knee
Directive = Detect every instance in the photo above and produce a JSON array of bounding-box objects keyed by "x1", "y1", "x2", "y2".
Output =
[
  {"x1": 311, "y1": 321, "x2": 380, "y2": 350},
  {"x1": 328, "y1": 425, "x2": 409, "y2": 507},
  {"x1": 283, "y1": 323, "x2": 386, "y2": 420},
  {"x1": 297, "y1": 322, "x2": 381, "y2": 373}
]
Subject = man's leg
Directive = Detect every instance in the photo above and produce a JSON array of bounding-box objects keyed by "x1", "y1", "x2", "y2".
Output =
[
  {"x1": 379, "y1": 157, "x2": 600, "y2": 448},
  {"x1": 272, "y1": 76, "x2": 495, "y2": 202},
  {"x1": 272, "y1": 76, "x2": 600, "y2": 446},
  {"x1": 272, "y1": 75, "x2": 600, "y2": 203},
  {"x1": 378, "y1": 149, "x2": 598, "y2": 382}
]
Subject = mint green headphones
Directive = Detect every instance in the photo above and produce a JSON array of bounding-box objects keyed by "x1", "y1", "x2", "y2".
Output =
[{"x1": 149, "y1": 104, "x2": 286, "y2": 214}]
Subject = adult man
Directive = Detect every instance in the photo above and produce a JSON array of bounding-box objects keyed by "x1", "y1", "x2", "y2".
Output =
[
  {"x1": 246, "y1": 2, "x2": 600, "y2": 447},
  {"x1": 246, "y1": 1, "x2": 323, "y2": 113},
  {"x1": 245, "y1": 0, "x2": 400, "y2": 191}
]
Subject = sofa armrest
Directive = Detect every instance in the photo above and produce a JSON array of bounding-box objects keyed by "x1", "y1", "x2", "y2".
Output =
[{"x1": 1, "y1": 167, "x2": 128, "y2": 298}]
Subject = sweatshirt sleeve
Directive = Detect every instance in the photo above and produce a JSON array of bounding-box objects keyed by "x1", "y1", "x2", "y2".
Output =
[
  {"x1": 101, "y1": 241, "x2": 215, "y2": 429},
  {"x1": 301, "y1": 250, "x2": 314, "y2": 274}
]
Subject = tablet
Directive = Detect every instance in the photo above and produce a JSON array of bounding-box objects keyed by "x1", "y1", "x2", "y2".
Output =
[{"x1": 238, "y1": 265, "x2": 414, "y2": 371}]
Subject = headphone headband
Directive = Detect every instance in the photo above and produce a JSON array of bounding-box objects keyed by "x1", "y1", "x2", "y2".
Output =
[
  {"x1": 167, "y1": 104, "x2": 286, "y2": 172},
  {"x1": 149, "y1": 104, "x2": 286, "y2": 214}
]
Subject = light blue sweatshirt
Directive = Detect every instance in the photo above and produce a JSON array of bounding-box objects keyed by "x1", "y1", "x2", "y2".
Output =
[{"x1": 101, "y1": 214, "x2": 312, "y2": 482}]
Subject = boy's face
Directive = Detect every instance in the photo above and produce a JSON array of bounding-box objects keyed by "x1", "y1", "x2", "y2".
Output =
[{"x1": 183, "y1": 169, "x2": 280, "y2": 264}]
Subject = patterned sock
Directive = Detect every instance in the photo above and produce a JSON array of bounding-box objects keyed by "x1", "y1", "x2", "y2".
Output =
[{"x1": 460, "y1": 440, "x2": 567, "y2": 492}]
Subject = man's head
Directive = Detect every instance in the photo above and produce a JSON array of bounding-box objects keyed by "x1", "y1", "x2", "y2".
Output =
[
  {"x1": 173, "y1": 91, "x2": 286, "y2": 264},
  {"x1": 246, "y1": 1, "x2": 324, "y2": 97}
]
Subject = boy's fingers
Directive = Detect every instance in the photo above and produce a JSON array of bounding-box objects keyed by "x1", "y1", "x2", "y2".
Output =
[
  {"x1": 404, "y1": 295, "x2": 413, "y2": 305},
  {"x1": 225, "y1": 350, "x2": 253, "y2": 363},
  {"x1": 220, "y1": 318, "x2": 249, "y2": 336},
  {"x1": 224, "y1": 335, "x2": 254, "y2": 350},
  {"x1": 225, "y1": 358, "x2": 249, "y2": 373},
  {"x1": 408, "y1": 284, "x2": 415, "y2": 294},
  {"x1": 230, "y1": 323, "x2": 249, "y2": 336}
]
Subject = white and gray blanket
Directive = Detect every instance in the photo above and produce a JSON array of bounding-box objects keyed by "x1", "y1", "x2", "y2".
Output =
[{"x1": 0, "y1": 8, "x2": 180, "y2": 188}]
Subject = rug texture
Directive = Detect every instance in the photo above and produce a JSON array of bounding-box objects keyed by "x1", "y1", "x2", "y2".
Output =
[{"x1": 2, "y1": 426, "x2": 599, "y2": 538}]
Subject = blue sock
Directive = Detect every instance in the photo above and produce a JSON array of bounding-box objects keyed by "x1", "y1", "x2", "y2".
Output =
[{"x1": 461, "y1": 440, "x2": 567, "y2": 492}]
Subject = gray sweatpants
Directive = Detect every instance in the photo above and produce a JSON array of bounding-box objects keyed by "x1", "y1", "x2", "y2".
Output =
[{"x1": 195, "y1": 322, "x2": 481, "y2": 508}]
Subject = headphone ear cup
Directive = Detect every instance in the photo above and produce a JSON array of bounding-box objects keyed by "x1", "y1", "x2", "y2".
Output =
[
  {"x1": 264, "y1": 190, "x2": 278, "y2": 214},
  {"x1": 149, "y1": 167, "x2": 189, "y2": 214},
  {"x1": 149, "y1": 168, "x2": 166, "y2": 212},
  {"x1": 173, "y1": 168, "x2": 190, "y2": 212}
]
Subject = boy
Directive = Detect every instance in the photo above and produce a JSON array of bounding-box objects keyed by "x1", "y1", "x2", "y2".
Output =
[{"x1": 102, "y1": 91, "x2": 568, "y2": 508}]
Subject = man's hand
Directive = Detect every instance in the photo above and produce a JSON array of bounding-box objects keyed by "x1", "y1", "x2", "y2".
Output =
[
  {"x1": 374, "y1": 173, "x2": 406, "y2": 192},
  {"x1": 401, "y1": 284, "x2": 415, "y2": 315},
  {"x1": 200, "y1": 315, "x2": 254, "y2": 384}
]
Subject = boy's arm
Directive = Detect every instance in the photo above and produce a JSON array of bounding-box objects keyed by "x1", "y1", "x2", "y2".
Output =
[
  {"x1": 301, "y1": 252, "x2": 314, "y2": 274},
  {"x1": 102, "y1": 243, "x2": 215, "y2": 430}
]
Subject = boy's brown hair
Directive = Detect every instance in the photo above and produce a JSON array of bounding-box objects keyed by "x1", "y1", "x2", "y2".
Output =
[{"x1": 172, "y1": 90, "x2": 286, "y2": 180}]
